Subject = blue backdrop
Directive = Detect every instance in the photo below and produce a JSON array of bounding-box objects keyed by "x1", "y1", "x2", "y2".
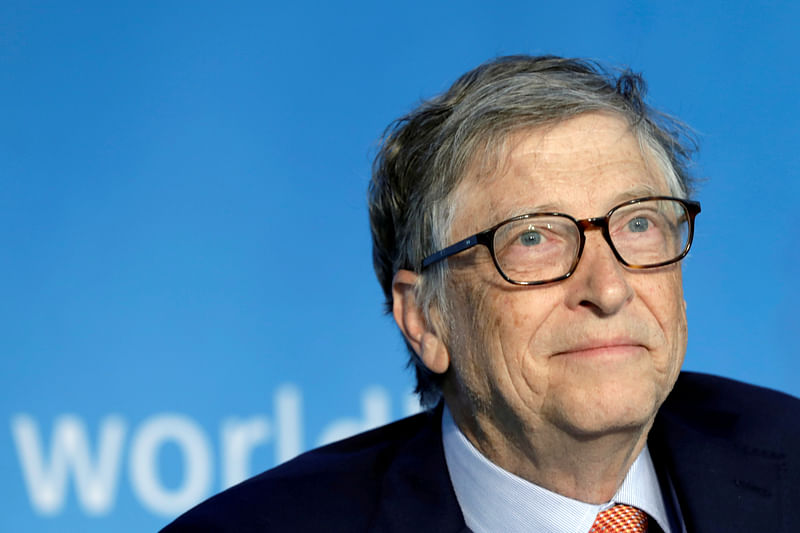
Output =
[{"x1": 2, "y1": 2, "x2": 798, "y2": 531}]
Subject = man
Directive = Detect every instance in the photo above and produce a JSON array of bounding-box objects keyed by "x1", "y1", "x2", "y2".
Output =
[{"x1": 163, "y1": 55, "x2": 800, "y2": 532}]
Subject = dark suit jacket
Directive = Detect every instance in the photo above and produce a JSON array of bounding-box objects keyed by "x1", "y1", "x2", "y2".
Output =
[{"x1": 162, "y1": 372, "x2": 800, "y2": 532}]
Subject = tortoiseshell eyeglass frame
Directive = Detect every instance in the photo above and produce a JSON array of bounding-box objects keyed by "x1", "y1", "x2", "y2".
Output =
[{"x1": 420, "y1": 196, "x2": 701, "y2": 286}]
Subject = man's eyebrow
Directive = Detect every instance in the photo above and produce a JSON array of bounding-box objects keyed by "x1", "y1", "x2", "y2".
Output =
[
  {"x1": 503, "y1": 204, "x2": 561, "y2": 219},
  {"x1": 497, "y1": 185, "x2": 666, "y2": 220},
  {"x1": 613, "y1": 185, "x2": 664, "y2": 202}
]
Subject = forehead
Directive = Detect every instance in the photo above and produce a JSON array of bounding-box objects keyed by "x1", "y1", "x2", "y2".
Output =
[{"x1": 453, "y1": 112, "x2": 670, "y2": 233}]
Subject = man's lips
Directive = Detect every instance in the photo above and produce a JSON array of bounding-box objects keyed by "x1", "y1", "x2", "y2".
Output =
[{"x1": 552, "y1": 338, "x2": 647, "y2": 358}]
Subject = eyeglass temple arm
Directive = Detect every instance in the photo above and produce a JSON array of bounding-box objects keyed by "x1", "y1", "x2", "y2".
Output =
[{"x1": 420, "y1": 235, "x2": 480, "y2": 270}]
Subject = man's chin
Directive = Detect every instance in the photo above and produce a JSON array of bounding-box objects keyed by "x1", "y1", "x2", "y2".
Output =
[{"x1": 545, "y1": 390, "x2": 660, "y2": 441}]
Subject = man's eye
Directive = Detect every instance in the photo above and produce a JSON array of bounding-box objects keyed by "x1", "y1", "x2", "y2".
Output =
[
  {"x1": 627, "y1": 217, "x2": 649, "y2": 233},
  {"x1": 519, "y1": 230, "x2": 543, "y2": 246}
]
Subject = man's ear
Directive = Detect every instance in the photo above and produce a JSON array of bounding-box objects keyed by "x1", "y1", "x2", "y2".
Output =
[{"x1": 391, "y1": 269, "x2": 450, "y2": 374}]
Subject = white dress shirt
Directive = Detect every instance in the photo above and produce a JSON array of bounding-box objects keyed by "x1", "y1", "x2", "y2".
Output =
[{"x1": 442, "y1": 407, "x2": 676, "y2": 533}]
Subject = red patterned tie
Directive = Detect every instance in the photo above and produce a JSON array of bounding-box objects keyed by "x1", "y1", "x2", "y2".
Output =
[{"x1": 589, "y1": 504, "x2": 648, "y2": 532}]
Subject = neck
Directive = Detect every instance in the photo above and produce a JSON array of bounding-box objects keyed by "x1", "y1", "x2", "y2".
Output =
[{"x1": 446, "y1": 398, "x2": 653, "y2": 504}]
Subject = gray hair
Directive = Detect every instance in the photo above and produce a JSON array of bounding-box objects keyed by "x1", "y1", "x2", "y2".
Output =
[{"x1": 368, "y1": 55, "x2": 696, "y2": 407}]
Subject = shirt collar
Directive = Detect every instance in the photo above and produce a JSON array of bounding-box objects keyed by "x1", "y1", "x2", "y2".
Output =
[{"x1": 441, "y1": 406, "x2": 672, "y2": 533}]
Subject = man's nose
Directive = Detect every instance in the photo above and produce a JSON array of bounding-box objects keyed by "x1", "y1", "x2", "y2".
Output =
[{"x1": 563, "y1": 230, "x2": 634, "y2": 315}]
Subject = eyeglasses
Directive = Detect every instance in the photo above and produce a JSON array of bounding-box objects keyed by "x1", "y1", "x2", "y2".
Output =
[{"x1": 421, "y1": 196, "x2": 701, "y2": 286}]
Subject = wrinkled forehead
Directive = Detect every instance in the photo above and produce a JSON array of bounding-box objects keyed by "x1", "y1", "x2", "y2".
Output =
[{"x1": 448, "y1": 113, "x2": 675, "y2": 232}]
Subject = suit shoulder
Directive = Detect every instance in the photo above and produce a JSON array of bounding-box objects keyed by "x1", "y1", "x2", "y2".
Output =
[
  {"x1": 664, "y1": 371, "x2": 800, "y2": 443},
  {"x1": 160, "y1": 409, "x2": 439, "y2": 532},
  {"x1": 671, "y1": 371, "x2": 800, "y2": 411}
]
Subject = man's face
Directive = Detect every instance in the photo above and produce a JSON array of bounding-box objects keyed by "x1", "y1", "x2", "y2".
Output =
[{"x1": 441, "y1": 112, "x2": 687, "y2": 442}]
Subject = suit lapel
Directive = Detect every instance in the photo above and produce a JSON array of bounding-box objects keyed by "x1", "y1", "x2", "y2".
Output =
[
  {"x1": 650, "y1": 374, "x2": 787, "y2": 532},
  {"x1": 369, "y1": 406, "x2": 470, "y2": 532}
]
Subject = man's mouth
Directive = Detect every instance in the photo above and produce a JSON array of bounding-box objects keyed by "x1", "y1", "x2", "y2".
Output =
[{"x1": 552, "y1": 338, "x2": 646, "y2": 359}]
